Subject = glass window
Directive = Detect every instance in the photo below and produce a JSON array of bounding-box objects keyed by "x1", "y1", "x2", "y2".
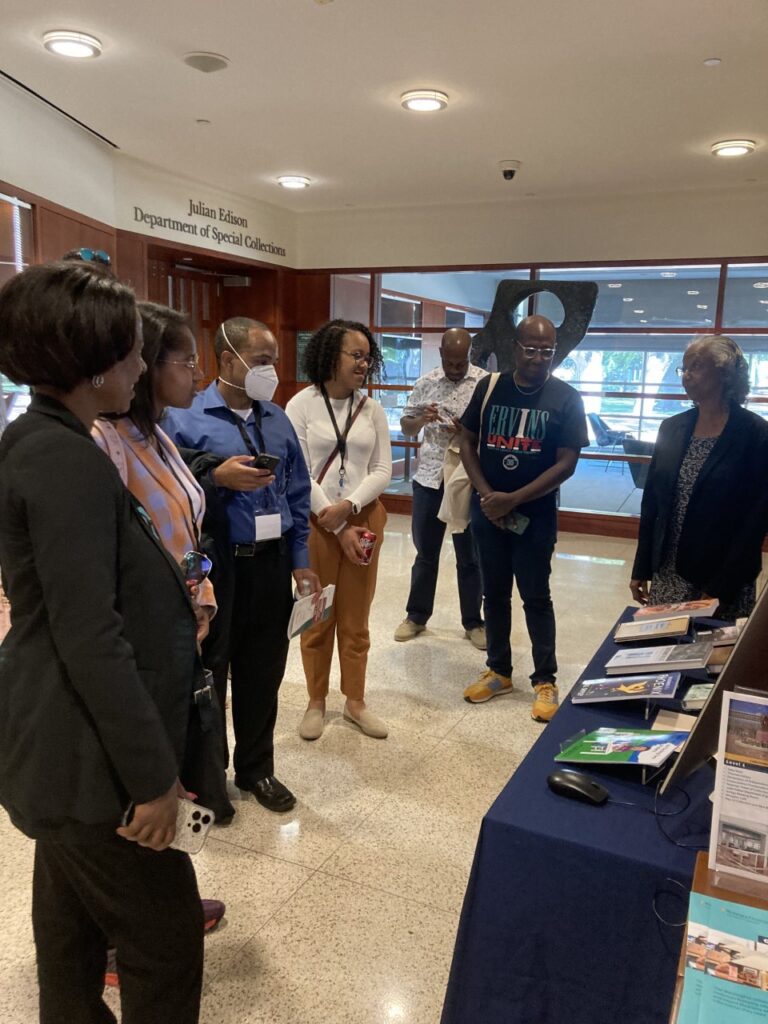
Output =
[
  {"x1": 538, "y1": 265, "x2": 720, "y2": 329},
  {"x1": 0, "y1": 192, "x2": 34, "y2": 429},
  {"x1": 331, "y1": 273, "x2": 371, "y2": 323},
  {"x1": 722, "y1": 264, "x2": 768, "y2": 328},
  {"x1": 376, "y1": 270, "x2": 529, "y2": 328},
  {"x1": 369, "y1": 386, "x2": 419, "y2": 495}
]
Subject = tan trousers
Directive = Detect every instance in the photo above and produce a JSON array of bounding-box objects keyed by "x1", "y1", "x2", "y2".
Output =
[{"x1": 301, "y1": 500, "x2": 387, "y2": 701}]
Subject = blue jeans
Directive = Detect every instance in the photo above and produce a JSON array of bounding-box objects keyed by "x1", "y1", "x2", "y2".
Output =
[
  {"x1": 470, "y1": 496, "x2": 557, "y2": 686},
  {"x1": 405, "y1": 481, "x2": 484, "y2": 630}
]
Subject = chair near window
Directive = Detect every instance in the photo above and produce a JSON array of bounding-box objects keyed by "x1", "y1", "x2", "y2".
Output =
[
  {"x1": 587, "y1": 413, "x2": 633, "y2": 472},
  {"x1": 622, "y1": 438, "x2": 654, "y2": 489}
]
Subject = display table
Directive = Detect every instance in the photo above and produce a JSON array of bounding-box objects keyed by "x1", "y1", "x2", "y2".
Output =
[{"x1": 441, "y1": 609, "x2": 715, "y2": 1024}]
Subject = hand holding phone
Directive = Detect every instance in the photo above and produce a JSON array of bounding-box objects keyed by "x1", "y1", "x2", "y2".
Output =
[{"x1": 253, "y1": 452, "x2": 280, "y2": 473}]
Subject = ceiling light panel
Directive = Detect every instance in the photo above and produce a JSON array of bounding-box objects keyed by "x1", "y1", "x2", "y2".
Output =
[
  {"x1": 277, "y1": 175, "x2": 311, "y2": 189},
  {"x1": 400, "y1": 90, "x2": 449, "y2": 112},
  {"x1": 43, "y1": 30, "x2": 102, "y2": 58},
  {"x1": 711, "y1": 140, "x2": 756, "y2": 158}
]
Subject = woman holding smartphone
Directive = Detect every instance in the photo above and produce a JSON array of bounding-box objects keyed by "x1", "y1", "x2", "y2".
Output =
[
  {"x1": 0, "y1": 263, "x2": 205, "y2": 1024},
  {"x1": 286, "y1": 319, "x2": 392, "y2": 740}
]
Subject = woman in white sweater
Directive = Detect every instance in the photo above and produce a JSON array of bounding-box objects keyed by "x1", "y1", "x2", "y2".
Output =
[{"x1": 286, "y1": 320, "x2": 392, "y2": 740}]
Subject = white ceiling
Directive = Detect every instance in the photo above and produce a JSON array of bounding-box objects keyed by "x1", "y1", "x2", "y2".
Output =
[{"x1": 2, "y1": 0, "x2": 766, "y2": 213}]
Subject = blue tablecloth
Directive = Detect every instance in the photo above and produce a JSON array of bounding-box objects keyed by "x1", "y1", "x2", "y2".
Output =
[{"x1": 441, "y1": 609, "x2": 714, "y2": 1024}]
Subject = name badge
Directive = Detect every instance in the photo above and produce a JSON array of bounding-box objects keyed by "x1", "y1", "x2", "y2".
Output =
[{"x1": 254, "y1": 511, "x2": 281, "y2": 542}]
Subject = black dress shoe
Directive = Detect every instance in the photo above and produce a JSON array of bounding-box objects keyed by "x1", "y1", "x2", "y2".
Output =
[{"x1": 236, "y1": 775, "x2": 296, "y2": 813}]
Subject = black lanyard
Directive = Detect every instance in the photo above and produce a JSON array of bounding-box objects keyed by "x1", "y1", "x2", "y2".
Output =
[
  {"x1": 231, "y1": 402, "x2": 266, "y2": 457},
  {"x1": 320, "y1": 387, "x2": 355, "y2": 481},
  {"x1": 229, "y1": 403, "x2": 289, "y2": 498}
]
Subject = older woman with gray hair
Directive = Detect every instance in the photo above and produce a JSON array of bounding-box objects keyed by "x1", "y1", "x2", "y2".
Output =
[{"x1": 631, "y1": 335, "x2": 768, "y2": 619}]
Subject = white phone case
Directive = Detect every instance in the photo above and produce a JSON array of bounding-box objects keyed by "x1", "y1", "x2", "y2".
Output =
[{"x1": 169, "y1": 798, "x2": 215, "y2": 854}]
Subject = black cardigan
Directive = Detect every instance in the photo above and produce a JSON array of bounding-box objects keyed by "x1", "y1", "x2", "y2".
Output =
[
  {"x1": 631, "y1": 404, "x2": 768, "y2": 602},
  {"x1": 0, "y1": 397, "x2": 198, "y2": 838}
]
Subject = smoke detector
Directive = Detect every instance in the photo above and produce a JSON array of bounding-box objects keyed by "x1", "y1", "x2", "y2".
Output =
[{"x1": 183, "y1": 52, "x2": 230, "y2": 73}]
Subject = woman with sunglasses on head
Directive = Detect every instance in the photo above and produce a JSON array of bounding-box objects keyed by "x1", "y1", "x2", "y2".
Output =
[
  {"x1": 286, "y1": 319, "x2": 392, "y2": 740},
  {"x1": 0, "y1": 263, "x2": 205, "y2": 1023},
  {"x1": 631, "y1": 335, "x2": 768, "y2": 619},
  {"x1": 92, "y1": 301, "x2": 234, "y2": 824}
]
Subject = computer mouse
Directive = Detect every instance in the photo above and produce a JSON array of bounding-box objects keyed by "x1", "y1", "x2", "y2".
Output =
[{"x1": 546, "y1": 769, "x2": 609, "y2": 806}]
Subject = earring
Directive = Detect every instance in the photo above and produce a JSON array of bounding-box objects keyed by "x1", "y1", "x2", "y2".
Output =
[{"x1": 92, "y1": 375, "x2": 105, "y2": 389}]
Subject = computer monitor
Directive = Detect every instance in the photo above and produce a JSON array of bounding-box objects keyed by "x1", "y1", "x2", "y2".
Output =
[{"x1": 660, "y1": 580, "x2": 768, "y2": 794}]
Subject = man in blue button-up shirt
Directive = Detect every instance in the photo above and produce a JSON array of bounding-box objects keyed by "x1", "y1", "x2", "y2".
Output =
[{"x1": 165, "y1": 317, "x2": 318, "y2": 814}]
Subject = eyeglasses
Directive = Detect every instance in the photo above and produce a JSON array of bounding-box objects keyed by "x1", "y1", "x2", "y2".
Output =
[
  {"x1": 158, "y1": 357, "x2": 199, "y2": 370},
  {"x1": 516, "y1": 341, "x2": 556, "y2": 360},
  {"x1": 75, "y1": 248, "x2": 111, "y2": 266},
  {"x1": 341, "y1": 350, "x2": 374, "y2": 367},
  {"x1": 180, "y1": 550, "x2": 213, "y2": 588},
  {"x1": 675, "y1": 362, "x2": 707, "y2": 377}
]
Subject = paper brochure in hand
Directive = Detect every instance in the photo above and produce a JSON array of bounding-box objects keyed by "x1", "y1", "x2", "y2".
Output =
[{"x1": 287, "y1": 584, "x2": 335, "y2": 639}]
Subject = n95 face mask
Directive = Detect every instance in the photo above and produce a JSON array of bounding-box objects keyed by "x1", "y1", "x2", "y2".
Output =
[{"x1": 220, "y1": 325, "x2": 279, "y2": 402}]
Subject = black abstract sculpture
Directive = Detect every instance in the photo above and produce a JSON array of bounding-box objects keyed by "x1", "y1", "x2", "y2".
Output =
[{"x1": 471, "y1": 280, "x2": 599, "y2": 371}]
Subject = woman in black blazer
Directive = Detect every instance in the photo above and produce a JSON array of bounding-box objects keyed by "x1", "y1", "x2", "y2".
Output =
[
  {"x1": 0, "y1": 263, "x2": 204, "y2": 1024},
  {"x1": 631, "y1": 336, "x2": 768, "y2": 619}
]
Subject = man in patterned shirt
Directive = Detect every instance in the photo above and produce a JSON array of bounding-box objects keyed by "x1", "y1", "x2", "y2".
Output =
[{"x1": 395, "y1": 328, "x2": 487, "y2": 648}]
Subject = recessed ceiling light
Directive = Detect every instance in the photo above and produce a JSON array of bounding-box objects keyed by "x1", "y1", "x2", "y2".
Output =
[
  {"x1": 711, "y1": 139, "x2": 756, "y2": 158},
  {"x1": 696, "y1": 304, "x2": 709, "y2": 309},
  {"x1": 639, "y1": 319, "x2": 648, "y2": 324},
  {"x1": 687, "y1": 290, "x2": 700, "y2": 295},
  {"x1": 703, "y1": 57, "x2": 721, "y2": 67},
  {"x1": 277, "y1": 175, "x2": 311, "y2": 189},
  {"x1": 43, "y1": 30, "x2": 102, "y2": 58},
  {"x1": 183, "y1": 52, "x2": 230, "y2": 73},
  {"x1": 607, "y1": 283, "x2": 622, "y2": 289},
  {"x1": 660, "y1": 271, "x2": 677, "y2": 278},
  {"x1": 633, "y1": 309, "x2": 645, "y2": 314},
  {"x1": 400, "y1": 89, "x2": 449, "y2": 112},
  {"x1": 622, "y1": 297, "x2": 634, "y2": 303},
  {"x1": 759, "y1": 300, "x2": 768, "y2": 305},
  {"x1": 753, "y1": 281, "x2": 768, "y2": 289}
]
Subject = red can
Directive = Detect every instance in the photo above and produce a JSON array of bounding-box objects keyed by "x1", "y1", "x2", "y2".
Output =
[{"x1": 358, "y1": 530, "x2": 377, "y2": 565}]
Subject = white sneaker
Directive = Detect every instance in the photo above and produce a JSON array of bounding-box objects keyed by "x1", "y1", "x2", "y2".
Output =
[
  {"x1": 465, "y1": 626, "x2": 487, "y2": 650},
  {"x1": 394, "y1": 618, "x2": 425, "y2": 642}
]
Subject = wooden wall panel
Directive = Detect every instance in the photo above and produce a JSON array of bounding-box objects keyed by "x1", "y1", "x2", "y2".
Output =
[
  {"x1": 115, "y1": 231, "x2": 148, "y2": 299},
  {"x1": 35, "y1": 206, "x2": 115, "y2": 265}
]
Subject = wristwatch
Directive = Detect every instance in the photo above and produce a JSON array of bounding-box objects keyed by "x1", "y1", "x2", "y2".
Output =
[{"x1": 350, "y1": 499, "x2": 361, "y2": 515}]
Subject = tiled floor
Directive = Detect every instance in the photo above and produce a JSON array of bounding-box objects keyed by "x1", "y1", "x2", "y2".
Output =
[{"x1": 0, "y1": 516, "x2": 640, "y2": 1023}]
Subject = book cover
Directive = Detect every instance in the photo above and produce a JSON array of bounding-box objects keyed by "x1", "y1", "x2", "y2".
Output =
[
  {"x1": 683, "y1": 683, "x2": 715, "y2": 710},
  {"x1": 697, "y1": 625, "x2": 743, "y2": 648},
  {"x1": 571, "y1": 672, "x2": 681, "y2": 704},
  {"x1": 555, "y1": 727, "x2": 689, "y2": 767},
  {"x1": 634, "y1": 598, "x2": 719, "y2": 622},
  {"x1": 678, "y1": 891, "x2": 768, "y2": 1023},
  {"x1": 605, "y1": 641, "x2": 713, "y2": 675},
  {"x1": 614, "y1": 615, "x2": 691, "y2": 643}
]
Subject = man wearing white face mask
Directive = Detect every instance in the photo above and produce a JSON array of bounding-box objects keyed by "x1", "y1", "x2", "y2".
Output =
[{"x1": 164, "y1": 318, "x2": 319, "y2": 813}]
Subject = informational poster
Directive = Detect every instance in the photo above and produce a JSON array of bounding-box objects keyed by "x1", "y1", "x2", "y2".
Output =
[{"x1": 709, "y1": 692, "x2": 768, "y2": 887}]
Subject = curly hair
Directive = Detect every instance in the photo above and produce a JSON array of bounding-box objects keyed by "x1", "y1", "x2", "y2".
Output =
[
  {"x1": 0, "y1": 261, "x2": 136, "y2": 392},
  {"x1": 686, "y1": 335, "x2": 750, "y2": 405},
  {"x1": 302, "y1": 319, "x2": 381, "y2": 387}
]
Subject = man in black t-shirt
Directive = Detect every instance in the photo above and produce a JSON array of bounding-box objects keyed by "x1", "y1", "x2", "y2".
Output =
[{"x1": 459, "y1": 315, "x2": 588, "y2": 721}]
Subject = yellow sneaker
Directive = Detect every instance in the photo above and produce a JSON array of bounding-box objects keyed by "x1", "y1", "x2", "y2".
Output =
[
  {"x1": 531, "y1": 683, "x2": 559, "y2": 722},
  {"x1": 464, "y1": 669, "x2": 513, "y2": 704}
]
